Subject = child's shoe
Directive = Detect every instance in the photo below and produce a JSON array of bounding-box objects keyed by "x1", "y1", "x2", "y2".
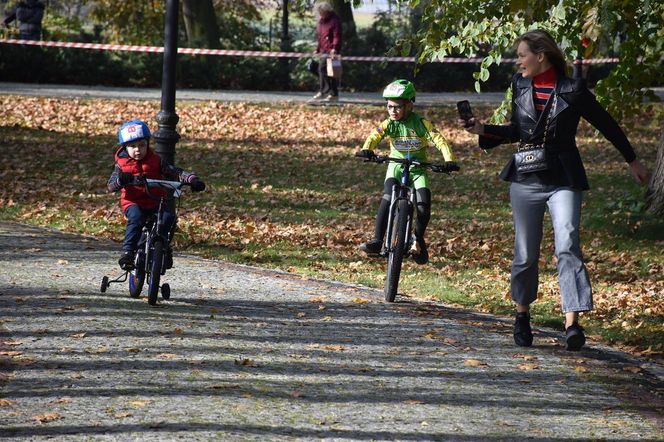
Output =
[
  {"x1": 360, "y1": 239, "x2": 382, "y2": 255},
  {"x1": 411, "y1": 237, "x2": 429, "y2": 265},
  {"x1": 118, "y1": 251, "x2": 135, "y2": 271}
]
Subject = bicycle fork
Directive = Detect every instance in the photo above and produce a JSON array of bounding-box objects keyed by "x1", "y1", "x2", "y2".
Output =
[{"x1": 383, "y1": 184, "x2": 414, "y2": 255}]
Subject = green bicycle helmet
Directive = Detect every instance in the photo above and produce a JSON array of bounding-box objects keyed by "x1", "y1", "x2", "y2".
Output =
[{"x1": 382, "y1": 79, "x2": 416, "y2": 101}]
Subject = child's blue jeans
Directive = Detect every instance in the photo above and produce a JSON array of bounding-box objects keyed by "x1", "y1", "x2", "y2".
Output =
[{"x1": 123, "y1": 205, "x2": 175, "y2": 253}]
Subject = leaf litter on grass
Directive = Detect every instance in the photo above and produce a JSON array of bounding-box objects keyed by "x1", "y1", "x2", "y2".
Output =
[{"x1": 0, "y1": 95, "x2": 662, "y2": 357}]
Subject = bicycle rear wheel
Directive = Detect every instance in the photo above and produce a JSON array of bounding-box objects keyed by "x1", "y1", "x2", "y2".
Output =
[
  {"x1": 384, "y1": 199, "x2": 409, "y2": 302},
  {"x1": 147, "y1": 240, "x2": 164, "y2": 306}
]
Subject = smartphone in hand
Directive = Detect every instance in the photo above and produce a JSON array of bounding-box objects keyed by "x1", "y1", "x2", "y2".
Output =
[{"x1": 456, "y1": 100, "x2": 474, "y2": 128}]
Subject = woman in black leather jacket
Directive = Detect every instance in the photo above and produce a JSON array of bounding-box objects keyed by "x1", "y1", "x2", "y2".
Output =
[{"x1": 462, "y1": 29, "x2": 649, "y2": 351}]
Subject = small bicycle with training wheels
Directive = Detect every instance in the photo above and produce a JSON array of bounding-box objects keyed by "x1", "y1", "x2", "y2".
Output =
[
  {"x1": 357, "y1": 154, "x2": 459, "y2": 302},
  {"x1": 100, "y1": 178, "x2": 190, "y2": 306}
]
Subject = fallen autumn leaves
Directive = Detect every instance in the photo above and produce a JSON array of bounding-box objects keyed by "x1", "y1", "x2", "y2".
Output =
[{"x1": 0, "y1": 95, "x2": 662, "y2": 357}]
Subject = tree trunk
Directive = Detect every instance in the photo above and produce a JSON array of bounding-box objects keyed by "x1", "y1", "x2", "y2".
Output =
[
  {"x1": 646, "y1": 130, "x2": 664, "y2": 217},
  {"x1": 181, "y1": 0, "x2": 220, "y2": 48},
  {"x1": 330, "y1": 0, "x2": 357, "y2": 52}
]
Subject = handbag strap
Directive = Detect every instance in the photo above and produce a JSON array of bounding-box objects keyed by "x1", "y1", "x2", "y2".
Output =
[
  {"x1": 518, "y1": 93, "x2": 557, "y2": 151},
  {"x1": 541, "y1": 93, "x2": 557, "y2": 147}
]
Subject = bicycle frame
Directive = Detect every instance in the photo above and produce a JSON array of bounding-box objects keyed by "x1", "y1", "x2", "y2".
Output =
[
  {"x1": 101, "y1": 178, "x2": 190, "y2": 303},
  {"x1": 135, "y1": 179, "x2": 182, "y2": 275},
  {"x1": 356, "y1": 153, "x2": 458, "y2": 302}
]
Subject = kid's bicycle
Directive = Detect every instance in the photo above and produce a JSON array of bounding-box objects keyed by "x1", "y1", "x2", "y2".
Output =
[
  {"x1": 358, "y1": 154, "x2": 459, "y2": 302},
  {"x1": 100, "y1": 178, "x2": 190, "y2": 306}
]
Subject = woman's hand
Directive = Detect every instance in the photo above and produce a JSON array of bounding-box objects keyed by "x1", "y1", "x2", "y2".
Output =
[
  {"x1": 628, "y1": 159, "x2": 650, "y2": 185},
  {"x1": 458, "y1": 117, "x2": 483, "y2": 135}
]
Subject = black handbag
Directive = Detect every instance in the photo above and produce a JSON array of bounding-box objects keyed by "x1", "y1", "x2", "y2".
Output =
[
  {"x1": 514, "y1": 145, "x2": 548, "y2": 173},
  {"x1": 514, "y1": 94, "x2": 557, "y2": 173}
]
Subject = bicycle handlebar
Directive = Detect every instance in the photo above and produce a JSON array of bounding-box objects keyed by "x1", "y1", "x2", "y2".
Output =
[
  {"x1": 358, "y1": 154, "x2": 460, "y2": 173},
  {"x1": 140, "y1": 178, "x2": 191, "y2": 199}
]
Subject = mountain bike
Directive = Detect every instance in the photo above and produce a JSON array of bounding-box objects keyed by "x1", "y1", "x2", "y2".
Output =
[
  {"x1": 100, "y1": 179, "x2": 190, "y2": 306},
  {"x1": 358, "y1": 155, "x2": 459, "y2": 302}
]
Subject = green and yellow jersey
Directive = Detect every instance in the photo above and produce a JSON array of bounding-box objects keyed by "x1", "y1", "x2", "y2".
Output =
[{"x1": 361, "y1": 112, "x2": 455, "y2": 189}]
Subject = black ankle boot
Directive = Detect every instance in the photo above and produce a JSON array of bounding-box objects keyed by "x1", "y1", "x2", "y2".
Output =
[
  {"x1": 513, "y1": 312, "x2": 533, "y2": 347},
  {"x1": 565, "y1": 323, "x2": 586, "y2": 351}
]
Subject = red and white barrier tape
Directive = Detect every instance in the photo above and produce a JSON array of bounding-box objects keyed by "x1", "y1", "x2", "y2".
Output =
[{"x1": 0, "y1": 38, "x2": 620, "y2": 64}]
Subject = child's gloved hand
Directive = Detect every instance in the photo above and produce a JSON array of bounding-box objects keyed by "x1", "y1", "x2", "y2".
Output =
[
  {"x1": 355, "y1": 150, "x2": 376, "y2": 160},
  {"x1": 444, "y1": 161, "x2": 460, "y2": 171},
  {"x1": 191, "y1": 180, "x2": 206, "y2": 192},
  {"x1": 118, "y1": 172, "x2": 134, "y2": 186},
  {"x1": 431, "y1": 162, "x2": 459, "y2": 173}
]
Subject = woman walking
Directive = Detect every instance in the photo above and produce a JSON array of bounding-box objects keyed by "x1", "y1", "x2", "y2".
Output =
[{"x1": 462, "y1": 29, "x2": 649, "y2": 350}]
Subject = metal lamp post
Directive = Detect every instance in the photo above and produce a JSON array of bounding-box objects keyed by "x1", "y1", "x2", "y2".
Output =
[
  {"x1": 279, "y1": 0, "x2": 290, "y2": 90},
  {"x1": 153, "y1": 0, "x2": 180, "y2": 166}
]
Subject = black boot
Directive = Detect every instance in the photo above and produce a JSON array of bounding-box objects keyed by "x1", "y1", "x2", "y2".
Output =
[
  {"x1": 360, "y1": 239, "x2": 382, "y2": 255},
  {"x1": 565, "y1": 323, "x2": 586, "y2": 351},
  {"x1": 412, "y1": 237, "x2": 429, "y2": 265},
  {"x1": 513, "y1": 312, "x2": 533, "y2": 347}
]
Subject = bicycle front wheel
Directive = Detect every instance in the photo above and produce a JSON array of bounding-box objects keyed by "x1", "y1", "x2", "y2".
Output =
[
  {"x1": 384, "y1": 199, "x2": 409, "y2": 302},
  {"x1": 147, "y1": 240, "x2": 164, "y2": 306}
]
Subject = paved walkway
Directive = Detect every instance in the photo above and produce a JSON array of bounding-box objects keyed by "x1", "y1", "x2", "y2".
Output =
[
  {"x1": 0, "y1": 81, "x2": 508, "y2": 106},
  {"x1": 1, "y1": 82, "x2": 663, "y2": 107},
  {"x1": 0, "y1": 221, "x2": 662, "y2": 441}
]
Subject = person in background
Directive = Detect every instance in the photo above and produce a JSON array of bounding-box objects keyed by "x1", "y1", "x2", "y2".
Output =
[
  {"x1": 312, "y1": 1, "x2": 342, "y2": 102},
  {"x1": 2, "y1": 0, "x2": 45, "y2": 40},
  {"x1": 461, "y1": 29, "x2": 649, "y2": 351}
]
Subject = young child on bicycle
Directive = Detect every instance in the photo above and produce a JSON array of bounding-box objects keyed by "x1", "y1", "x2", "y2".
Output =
[
  {"x1": 356, "y1": 79, "x2": 457, "y2": 265},
  {"x1": 107, "y1": 120, "x2": 206, "y2": 271}
]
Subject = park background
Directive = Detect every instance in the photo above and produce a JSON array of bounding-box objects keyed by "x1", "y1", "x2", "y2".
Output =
[
  {"x1": 0, "y1": 0, "x2": 623, "y2": 91},
  {"x1": 0, "y1": 0, "x2": 662, "y2": 360}
]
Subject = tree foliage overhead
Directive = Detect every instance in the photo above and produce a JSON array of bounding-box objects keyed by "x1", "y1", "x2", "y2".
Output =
[
  {"x1": 90, "y1": 1, "x2": 166, "y2": 45},
  {"x1": 411, "y1": 0, "x2": 664, "y2": 121},
  {"x1": 89, "y1": 0, "x2": 262, "y2": 48}
]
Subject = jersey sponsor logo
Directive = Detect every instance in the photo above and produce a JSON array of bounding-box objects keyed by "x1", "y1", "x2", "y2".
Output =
[{"x1": 392, "y1": 137, "x2": 423, "y2": 152}]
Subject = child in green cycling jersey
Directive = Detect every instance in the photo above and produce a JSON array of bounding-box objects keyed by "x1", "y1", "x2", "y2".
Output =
[{"x1": 356, "y1": 79, "x2": 457, "y2": 265}]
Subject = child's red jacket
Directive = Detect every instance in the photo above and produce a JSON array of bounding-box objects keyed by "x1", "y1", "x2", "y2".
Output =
[{"x1": 107, "y1": 146, "x2": 197, "y2": 214}]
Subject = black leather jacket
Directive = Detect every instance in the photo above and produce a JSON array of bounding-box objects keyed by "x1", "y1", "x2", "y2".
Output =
[{"x1": 480, "y1": 73, "x2": 636, "y2": 190}]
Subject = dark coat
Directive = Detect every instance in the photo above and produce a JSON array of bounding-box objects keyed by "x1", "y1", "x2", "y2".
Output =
[
  {"x1": 316, "y1": 12, "x2": 342, "y2": 54},
  {"x1": 480, "y1": 73, "x2": 636, "y2": 190},
  {"x1": 4, "y1": 0, "x2": 45, "y2": 40}
]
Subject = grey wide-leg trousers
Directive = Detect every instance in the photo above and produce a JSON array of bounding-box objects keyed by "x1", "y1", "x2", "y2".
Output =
[{"x1": 509, "y1": 181, "x2": 593, "y2": 313}]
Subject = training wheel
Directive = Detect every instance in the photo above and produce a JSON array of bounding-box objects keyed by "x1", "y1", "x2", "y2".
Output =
[
  {"x1": 100, "y1": 276, "x2": 109, "y2": 293},
  {"x1": 161, "y1": 283, "x2": 171, "y2": 300}
]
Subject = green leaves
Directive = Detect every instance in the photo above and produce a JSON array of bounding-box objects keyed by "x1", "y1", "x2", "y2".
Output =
[{"x1": 411, "y1": 0, "x2": 664, "y2": 121}]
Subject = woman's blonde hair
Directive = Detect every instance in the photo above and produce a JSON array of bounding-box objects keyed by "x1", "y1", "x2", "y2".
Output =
[{"x1": 517, "y1": 30, "x2": 568, "y2": 76}]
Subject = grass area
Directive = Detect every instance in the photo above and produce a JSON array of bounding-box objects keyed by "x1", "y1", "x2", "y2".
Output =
[{"x1": 0, "y1": 95, "x2": 662, "y2": 359}]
